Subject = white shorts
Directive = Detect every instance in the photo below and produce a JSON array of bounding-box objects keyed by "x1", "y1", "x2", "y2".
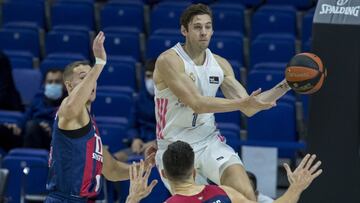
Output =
[{"x1": 155, "y1": 135, "x2": 243, "y2": 191}]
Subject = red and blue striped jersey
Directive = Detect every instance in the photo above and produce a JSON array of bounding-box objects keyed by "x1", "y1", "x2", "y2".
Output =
[
  {"x1": 46, "y1": 113, "x2": 103, "y2": 199},
  {"x1": 165, "y1": 185, "x2": 232, "y2": 203}
]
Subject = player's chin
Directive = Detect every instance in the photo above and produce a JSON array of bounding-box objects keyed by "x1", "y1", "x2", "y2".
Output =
[
  {"x1": 89, "y1": 93, "x2": 96, "y2": 102},
  {"x1": 198, "y1": 41, "x2": 209, "y2": 49}
]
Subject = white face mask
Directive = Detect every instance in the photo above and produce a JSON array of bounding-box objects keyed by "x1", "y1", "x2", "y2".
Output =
[
  {"x1": 145, "y1": 78, "x2": 155, "y2": 96},
  {"x1": 45, "y1": 83, "x2": 63, "y2": 100}
]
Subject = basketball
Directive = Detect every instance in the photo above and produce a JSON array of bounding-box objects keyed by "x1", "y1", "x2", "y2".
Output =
[{"x1": 285, "y1": 53, "x2": 327, "y2": 94}]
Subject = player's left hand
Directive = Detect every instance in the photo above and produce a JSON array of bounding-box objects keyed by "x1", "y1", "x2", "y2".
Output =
[
  {"x1": 92, "y1": 31, "x2": 107, "y2": 61},
  {"x1": 126, "y1": 160, "x2": 158, "y2": 203},
  {"x1": 284, "y1": 154, "x2": 323, "y2": 192}
]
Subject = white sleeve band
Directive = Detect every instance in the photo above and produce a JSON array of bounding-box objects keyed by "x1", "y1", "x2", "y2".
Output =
[{"x1": 95, "y1": 57, "x2": 106, "y2": 65}]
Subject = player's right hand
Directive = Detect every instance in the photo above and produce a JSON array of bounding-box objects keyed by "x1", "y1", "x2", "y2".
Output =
[
  {"x1": 283, "y1": 154, "x2": 323, "y2": 192},
  {"x1": 241, "y1": 88, "x2": 276, "y2": 111},
  {"x1": 92, "y1": 31, "x2": 107, "y2": 61}
]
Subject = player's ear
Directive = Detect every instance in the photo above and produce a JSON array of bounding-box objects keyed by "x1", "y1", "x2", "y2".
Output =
[
  {"x1": 64, "y1": 80, "x2": 72, "y2": 91},
  {"x1": 181, "y1": 25, "x2": 187, "y2": 37},
  {"x1": 192, "y1": 168, "x2": 196, "y2": 180}
]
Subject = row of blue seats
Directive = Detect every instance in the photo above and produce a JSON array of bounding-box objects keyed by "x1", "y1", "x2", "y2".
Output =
[
  {"x1": 1, "y1": 0, "x2": 315, "y2": 39},
  {"x1": 0, "y1": 28, "x2": 312, "y2": 71}
]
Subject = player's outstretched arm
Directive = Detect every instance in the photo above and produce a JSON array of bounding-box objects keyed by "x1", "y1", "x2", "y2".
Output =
[
  {"x1": 215, "y1": 54, "x2": 277, "y2": 116},
  {"x1": 156, "y1": 50, "x2": 274, "y2": 114},
  {"x1": 58, "y1": 32, "x2": 107, "y2": 119}
]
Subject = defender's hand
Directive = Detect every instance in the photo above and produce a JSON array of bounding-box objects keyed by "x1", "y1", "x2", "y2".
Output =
[
  {"x1": 92, "y1": 31, "x2": 106, "y2": 61},
  {"x1": 284, "y1": 154, "x2": 323, "y2": 192}
]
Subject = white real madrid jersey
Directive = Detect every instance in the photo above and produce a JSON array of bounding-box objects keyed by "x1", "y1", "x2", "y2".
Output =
[{"x1": 154, "y1": 43, "x2": 224, "y2": 145}]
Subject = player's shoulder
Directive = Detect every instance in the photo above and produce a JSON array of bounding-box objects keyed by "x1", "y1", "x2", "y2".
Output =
[
  {"x1": 158, "y1": 49, "x2": 180, "y2": 63},
  {"x1": 156, "y1": 49, "x2": 183, "y2": 71}
]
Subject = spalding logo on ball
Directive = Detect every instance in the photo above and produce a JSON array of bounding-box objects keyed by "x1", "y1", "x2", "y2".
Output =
[{"x1": 285, "y1": 53, "x2": 327, "y2": 94}]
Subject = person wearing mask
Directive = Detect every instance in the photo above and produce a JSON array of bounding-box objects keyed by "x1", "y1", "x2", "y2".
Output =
[{"x1": 23, "y1": 69, "x2": 66, "y2": 149}]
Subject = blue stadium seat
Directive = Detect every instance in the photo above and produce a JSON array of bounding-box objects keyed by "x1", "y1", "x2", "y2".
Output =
[
  {"x1": 267, "y1": 0, "x2": 313, "y2": 9},
  {"x1": 96, "y1": 86, "x2": 134, "y2": 99},
  {"x1": 247, "y1": 70, "x2": 283, "y2": 93},
  {"x1": 251, "y1": 5, "x2": 296, "y2": 39},
  {"x1": 0, "y1": 110, "x2": 24, "y2": 124},
  {"x1": 210, "y1": 34, "x2": 244, "y2": 65},
  {"x1": 302, "y1": 10, "x2": 314, "y2": 43},
  {"x1": 0, "y1": 29, "x2": 40, "y2": 59},
  {"x1": 2, "y1": 1, "x2": 45, "y2": 29},
  {"x1": 8, "y1": 148, "x2": 49, "y2": 161},
  {"x1": 252, "y1": 62, "x2": 287, "y2": 71},
  {"x1": 8, "y1": 55, "x2": 33, "y2": 69},
  {"x1": 92, "y1": 91, "x2": 135, "y2": 126},
  {"x1": 150, "y1": 2, "x2": 190, "y2": 33},
  {"x1": 101, "y1": 1, "x2": 144, "y2": 33},
  {"x1": 51, "y1": 2, "x2": 95, "y2": 31},
  {"x1": 45, "y1": 30, "x2": 91, "y2": 59},
  {"x1": 97, "y1": 59, "x2": 137, "y2": 90},
  {"x1": 105, "y1": 32, "x2": 141, "y2": 61},
  {"x1": 250, "y1": 34, "x2": 295, "y2": 66},
  {"x1": 215, "y1": 111, "x2": 241, "y2": 126},
  {"x1": 146, "y1": 33, "x2": 184, "y2": 58},
  {"x1": 302, "y1": 39, "x2": 312, "y2": 52},
  {"x1": 247, "y1": 102, "x2": 305, "y2": 158},
  {"x1": 12, "y1": 69, "x2": 42, "y2": 105},
  {"x1": 210, "y1": 3, "x2": 245, "y2": 33},
  {"x1": 221, "y1": 130, "x2": 241, "y2": 151},
  {"x1": 2, "y1": 156, "x2": 48, "y2": 203},
  {"x1": 40, "y1": 54, "x2": 88, "y2": 74},
  {"x1": 217, "y1": 0, "x2": 261, "y2": 7},
  {"x1": 97, "y1": 123, "x2": 128, "y2": 153}
]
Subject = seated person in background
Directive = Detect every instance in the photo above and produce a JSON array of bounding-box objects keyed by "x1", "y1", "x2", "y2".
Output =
[
  {"x1": 114, "y1": 59, "x2": 157, "y2": 161},
  {"x1": 0, "y1": 51, "x2": 24, "y2": 152},
  {"x1": 247, "y1": 171, "x2": 274, "y2": 203},
  {"x1": 23, "y1": 69, "x2": 66, "y2": 149}
]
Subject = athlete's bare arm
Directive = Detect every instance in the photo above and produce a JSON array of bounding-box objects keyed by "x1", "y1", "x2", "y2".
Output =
[
  {"x1": 58, "y1": 32, "x2": 106, "y2": 123},
  {"x1": 153, "y1": 50, "x2": 274, "y2": 114},
  {"x1": 220, "y1": 185, "x2": 254, "y2": 203},
  {"x1": 215, "y1": 54, "x2": 291, "y2": 117},
  {"x1": 102, "y1": 147, "x2": 156, "y2": 181},
  {"x1": 221, "y1": 154, "x2": 322, "y2": 203}
]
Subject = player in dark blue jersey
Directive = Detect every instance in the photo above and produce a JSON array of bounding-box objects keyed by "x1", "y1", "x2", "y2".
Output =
[
  {"x1": 144, "y1": 141, "x2": 321, "y2": 203},
  {"x1": 45, "y1": 32, "x2": 156, "y2": 202}
]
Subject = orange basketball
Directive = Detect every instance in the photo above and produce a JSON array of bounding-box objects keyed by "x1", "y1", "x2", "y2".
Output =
[{"x1": 285, "y1": 53, "x2": 327, "y2": 94}]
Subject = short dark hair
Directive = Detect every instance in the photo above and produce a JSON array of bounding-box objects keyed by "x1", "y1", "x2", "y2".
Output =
[
  {"x1": 145, "y1": 59, "x2": 156, "y2": 72},
  {"x1": 63, "y1": 61, "x2": 90, "y2": 82},
  {"x1": 163, "y1": 141, "x2": 195, "y2": 182},
  {"x1": 180, "y1": 3, "x2": 213, "y2": 31},
  {"x1": 46, "y1": 68, "x2": 63, "y2": 75}
]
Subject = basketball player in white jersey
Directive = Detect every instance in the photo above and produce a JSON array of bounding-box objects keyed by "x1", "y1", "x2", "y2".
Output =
[{"x1": 153, "y1": 4, "x2": 292, "y2": 201}]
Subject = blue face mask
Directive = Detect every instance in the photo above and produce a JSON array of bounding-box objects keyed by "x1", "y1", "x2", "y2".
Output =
[{"x1": 45, "y1": 84, "x2": 63, "y2": 100}]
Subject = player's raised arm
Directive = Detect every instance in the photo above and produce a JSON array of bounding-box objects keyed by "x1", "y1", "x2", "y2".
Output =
[
  {"x1": 58, "y1": 32, "x2": 107, "y2": 119},
  {"x1": 155, "y1": 51, "x2": 274, "y2": 114},
  {"x1": 216, "y1": 54, "x2": 289, "y2": 116}
]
